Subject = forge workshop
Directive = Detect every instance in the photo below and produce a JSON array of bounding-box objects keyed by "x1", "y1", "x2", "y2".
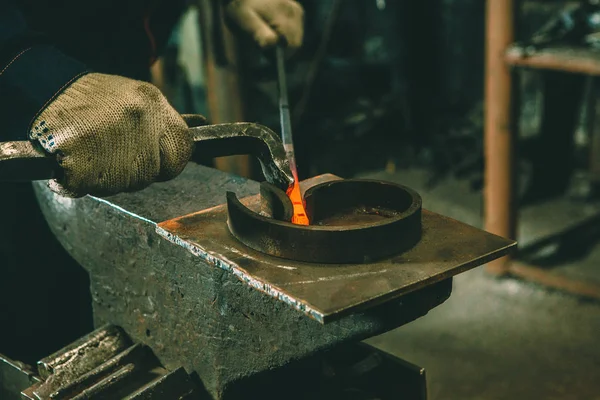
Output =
[{"x1": 1, "y1": 1, "x2": 599, "y2": 399}]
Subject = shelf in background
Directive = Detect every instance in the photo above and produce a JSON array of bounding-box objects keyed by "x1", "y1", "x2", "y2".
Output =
[{"x1": 505, "y1": 44, "x2": 600, "y2": 76}]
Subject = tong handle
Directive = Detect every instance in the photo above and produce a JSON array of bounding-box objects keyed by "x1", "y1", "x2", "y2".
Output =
[
  {"x1": 189, "y1": 122, "x2": 293, "y2": 190},
  {"x1": 0, "y1": 118, "x2": 294, "y2": 189},
  {"x1": 0, "y1": 140, "x2": 60, "y2": 182}
]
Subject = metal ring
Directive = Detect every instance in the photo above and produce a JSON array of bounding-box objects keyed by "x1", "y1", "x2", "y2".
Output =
[{"x1": 226, "y1": 179, "x2": 422, "y2": 264}]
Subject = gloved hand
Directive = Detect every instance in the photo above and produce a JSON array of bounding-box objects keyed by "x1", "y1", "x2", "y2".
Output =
[
  {"x1": 28, "y1": 73, "x2": 194, "y2": 198},
  {"x1": 224, "y1": 0, "x2": 304, "y2": 48}
]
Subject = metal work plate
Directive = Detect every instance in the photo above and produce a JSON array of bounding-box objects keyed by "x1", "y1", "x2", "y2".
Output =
[{"x1": 157, "y1": 175, "x2": 516, "y2": 324}]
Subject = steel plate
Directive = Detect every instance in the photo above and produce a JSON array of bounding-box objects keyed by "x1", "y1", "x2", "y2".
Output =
[{"x1": 157, "y1": 174, "x2": 516, "y2": 323}]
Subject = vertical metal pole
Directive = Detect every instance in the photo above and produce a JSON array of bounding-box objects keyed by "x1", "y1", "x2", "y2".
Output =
[{"x1": 484, "y1": 0, "x2": 517, "y2": 274}]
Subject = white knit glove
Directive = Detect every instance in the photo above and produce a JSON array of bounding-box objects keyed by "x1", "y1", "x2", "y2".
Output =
[
  {"x1": 29, "y1": 73, "x2": 194, "y2": 198},
  {"x1": 224, "y1": 0, "x2": 304, "y2": 48}
]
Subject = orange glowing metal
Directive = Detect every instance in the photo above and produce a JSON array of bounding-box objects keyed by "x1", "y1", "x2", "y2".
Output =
[
  {"x1": 276, "y1": 44, "x2": 308, "y2": 225},
  {"x1": 287, "y1": 173, "x2": 309, "y2": 225}
]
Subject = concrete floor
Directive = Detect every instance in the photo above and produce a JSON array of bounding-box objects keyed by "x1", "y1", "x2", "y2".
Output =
[{"x1": 360, "y1": 169, "x2": 600, "y2": 400}]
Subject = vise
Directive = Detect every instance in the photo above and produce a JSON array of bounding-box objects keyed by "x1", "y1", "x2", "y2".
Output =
[{"x1": 0, "y1": 122, "x2": 514, "y2": 399}]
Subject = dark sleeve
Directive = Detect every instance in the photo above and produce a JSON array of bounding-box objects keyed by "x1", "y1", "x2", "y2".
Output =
[{"x1": 0, "y1": 0, "x2": 90, "y2": 141}]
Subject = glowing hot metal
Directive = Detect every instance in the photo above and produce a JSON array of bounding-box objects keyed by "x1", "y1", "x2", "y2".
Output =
[
  {"x1": 286, "y1": 168, "x2": 309, "y2": 225},
  {"x1": 276, "y1": 44, "x2": 309, "y2": 225}
]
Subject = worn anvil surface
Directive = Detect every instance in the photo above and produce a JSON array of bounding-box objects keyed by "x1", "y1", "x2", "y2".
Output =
[{"x1": 33, "y1": 164, "x2": 465, "y2": 399}]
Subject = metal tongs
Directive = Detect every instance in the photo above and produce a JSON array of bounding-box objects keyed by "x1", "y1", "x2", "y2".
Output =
[{"x1": 0, "y1": 118, "x2": 294, "y2": 191}]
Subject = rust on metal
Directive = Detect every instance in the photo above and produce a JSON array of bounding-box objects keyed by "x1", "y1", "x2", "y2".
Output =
[{"x1": 157, "y1": 175, "x2": 516, "y2": 323}]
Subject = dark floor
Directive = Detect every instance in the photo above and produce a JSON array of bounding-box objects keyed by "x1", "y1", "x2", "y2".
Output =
[{"x1": 360, "y1": 168, "x2": 600, "y2": 400}]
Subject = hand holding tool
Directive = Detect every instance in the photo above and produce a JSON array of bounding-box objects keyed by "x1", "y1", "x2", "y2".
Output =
[
  {"x1": 0, "y1": 120, "x2": 294, "y2": 193},
  {"x1": 275, "y1": 44, "x2": 309, "y2": 224}
]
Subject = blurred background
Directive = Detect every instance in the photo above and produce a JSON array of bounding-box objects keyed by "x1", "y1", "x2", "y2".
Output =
[
  {"x1": 150, "y1": 0, "x2": 600, "y2": 398},
  {"x1": 2, "y1": 1, "x2": 600, "y2": 399}
]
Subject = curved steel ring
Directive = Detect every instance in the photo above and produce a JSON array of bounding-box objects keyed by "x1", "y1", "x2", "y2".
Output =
[{"x1": 226, "y1": 179, "x2": 422, "y2": 264}]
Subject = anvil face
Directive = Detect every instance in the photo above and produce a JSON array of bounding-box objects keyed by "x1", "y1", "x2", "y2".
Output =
[{"x1": 157, "y1": 174, "x2": 516, "y2": 324}]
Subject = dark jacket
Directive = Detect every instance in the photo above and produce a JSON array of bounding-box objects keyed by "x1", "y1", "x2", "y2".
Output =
[
  {"x1": 0, "y1": 0, "x2": 186, "y2": 141},
  {"x1": 0, "y1": 0, "x2": 187, "y2": 364}
]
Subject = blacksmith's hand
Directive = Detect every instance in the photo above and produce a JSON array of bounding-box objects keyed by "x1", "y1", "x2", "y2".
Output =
[
  {"x1": 223, "y1": 0, "x2": 304, "y2": 48},
  {"x1": 29, "y1": 73, "x2": 194, "y2": 198}
]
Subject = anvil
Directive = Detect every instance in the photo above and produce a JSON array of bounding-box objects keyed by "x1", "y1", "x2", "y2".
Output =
[{"x1": 31, "y1": 161, "x2": 515, "y2": 399}]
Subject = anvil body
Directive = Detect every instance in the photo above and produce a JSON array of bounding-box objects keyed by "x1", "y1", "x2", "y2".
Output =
[{"x1": 32, "y1": 163, "x2": 508, "y2": 399}]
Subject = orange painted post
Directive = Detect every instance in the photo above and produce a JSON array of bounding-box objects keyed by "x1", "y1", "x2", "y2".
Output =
[{"x1": 484, "y1": 0, "x2": 518, "y2": 274}]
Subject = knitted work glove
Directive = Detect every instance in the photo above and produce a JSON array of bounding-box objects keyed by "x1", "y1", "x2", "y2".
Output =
[
  {"x1": 28, "y1": 73, "x2": 194, "y2": 198},
  {"x1": 224, "y1": 0, "x2": 304, "y2": 48}
]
